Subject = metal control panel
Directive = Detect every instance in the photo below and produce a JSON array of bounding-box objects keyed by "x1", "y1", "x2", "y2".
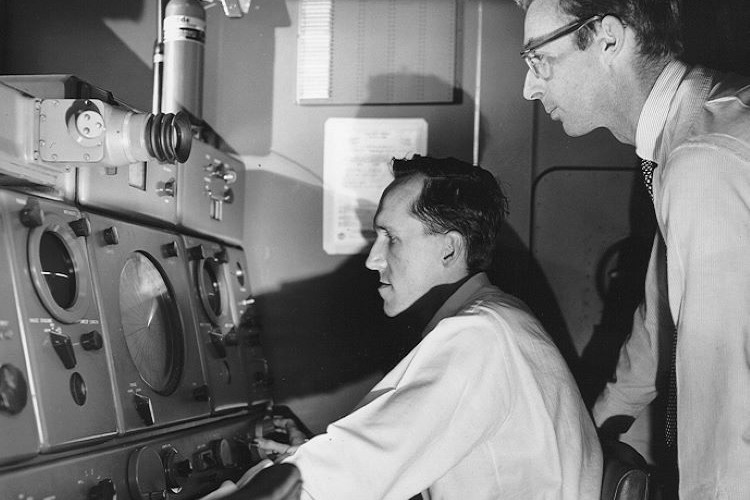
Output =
[
  {"x1": 222, "y1": 245, "x2": 273, "y2": 406},
  {"x1": 176, "y1": 139, "x2": 246, "y2": 246},
  {"x1": 0, "y1": 74, "x2": 274, "y2": 499},
  {"x1": 0, "y1": 412, "x2": 266, "y2": 499},
  {"x1": 0, "y1": 190, "x2": 118, "y2": 451},
  {"x1": 86, "y1": 213, "x2": 211, "y2": 433},
  {"x1": 0, "y1": 206, "x2": 39, "y2": 466},
  {"x1": 183, "y1": 235, "x2": 272, "y2": 415}
]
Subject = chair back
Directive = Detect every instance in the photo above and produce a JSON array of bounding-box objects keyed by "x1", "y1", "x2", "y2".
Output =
[{"x1": 600, "y1": 440, "x2": 650, "y2": 500}]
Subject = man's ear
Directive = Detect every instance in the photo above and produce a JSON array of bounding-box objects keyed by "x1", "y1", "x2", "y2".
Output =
[
  {"x1": 598, "y1": 14, "x2": 627, "y2": 58},
  {"x1": 442, "y1": 231, "x2": 465, "y2": 267}
]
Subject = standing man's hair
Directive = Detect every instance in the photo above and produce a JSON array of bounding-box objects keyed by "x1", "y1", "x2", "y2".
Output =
[{"x1": 516, "y1": 0, "x2": 683, "y2": 62}]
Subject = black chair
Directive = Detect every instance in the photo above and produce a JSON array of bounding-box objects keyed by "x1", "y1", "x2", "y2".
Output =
[{"x1": 600, "y1": 440, "x2": 650, "y2": 500}]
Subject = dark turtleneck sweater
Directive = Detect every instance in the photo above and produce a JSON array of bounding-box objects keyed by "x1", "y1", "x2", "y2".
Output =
[{"x1": 383, "y1": 273, "x2": 475, "y2": 369}]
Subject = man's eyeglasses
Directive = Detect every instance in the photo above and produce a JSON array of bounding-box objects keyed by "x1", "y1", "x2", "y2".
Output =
[{"x1": 520, "y1": 14, "x2": 602, "y2": 79}]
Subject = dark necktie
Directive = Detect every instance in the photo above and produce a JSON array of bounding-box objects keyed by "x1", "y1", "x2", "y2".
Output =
[
  {"x1": 639, "y1": 158, "x2": 678, "y2": 448},
  {"x1": 640, "y1": 158, "x2": 657, "y2": 200},
  {"x1": 665, "y1": 326, "x2": 678, "y2": 449}
]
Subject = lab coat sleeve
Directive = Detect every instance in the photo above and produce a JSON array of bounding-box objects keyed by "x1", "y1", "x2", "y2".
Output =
[
  {"x1": 285, "y1": 315, "x2": 511, "y2": 500},
  {"x1": 659, "y1": 143, "x2": 750, "y2": 497},
  {"x1": 592, "y1": 235, "x2": 671, "y2": 426}
]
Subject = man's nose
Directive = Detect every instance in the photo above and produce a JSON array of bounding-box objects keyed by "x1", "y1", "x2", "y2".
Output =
[
  {"x1": 365, "y1": 240, "x2": 385, "y2": 271},
  {"x1": 523, "y1": 70, "x2": 544, "y2": 101}
]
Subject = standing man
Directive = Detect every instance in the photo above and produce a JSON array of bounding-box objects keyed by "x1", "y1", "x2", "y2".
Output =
[
  {"x1": 211, "y1": 155, "x2": 602, "y2": 499},
  {"x1": 516, "y1": 0, "x2": 750, "y2": 498}
]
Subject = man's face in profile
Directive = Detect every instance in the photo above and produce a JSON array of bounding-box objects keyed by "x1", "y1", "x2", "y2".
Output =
[{"x1": 366, "y1": 176, "x2": 450, "y2": 317}]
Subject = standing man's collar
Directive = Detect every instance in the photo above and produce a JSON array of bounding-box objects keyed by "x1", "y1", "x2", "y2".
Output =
[{"x1": 635, "y1": 60, "x2": 689, "y2": 163}]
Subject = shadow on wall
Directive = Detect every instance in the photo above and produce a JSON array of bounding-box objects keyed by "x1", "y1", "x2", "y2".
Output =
[
  {"x1": 248, "y1": 71, "x2": 578, "y2": 412},
  {"x1": 204, "y1": 0, "x2": 290, "y2": 156},
  {"x1": 248, "y1": 170, "x2": 394, "y2": 403},
  {"x1": 577, "y1": 174, "x2": 657, "y2": 406},
  {"x1": 2, "y1": 0, "x2": 153, "y2": 111},
  {"x1": 355, "y1": 73, "x2": 475, "y2": 160},
  {"x1": 488, "y1": 225, "x2": 582, "y2": 381}
]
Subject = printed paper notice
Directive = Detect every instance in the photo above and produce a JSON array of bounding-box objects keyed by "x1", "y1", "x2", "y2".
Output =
[{"x1": 323, "y1": 118, "x2": 427, "y2": 255}]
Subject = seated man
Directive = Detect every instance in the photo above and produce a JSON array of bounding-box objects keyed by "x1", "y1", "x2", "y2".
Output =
[{"x1": 218, "y1": 155, "x2": 602, "y2": 499}]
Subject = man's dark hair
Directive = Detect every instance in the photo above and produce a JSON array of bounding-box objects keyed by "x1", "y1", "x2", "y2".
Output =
[
  {"x1": 389, "y1": 155, "x2": 508, "y2": 273},
  {"x1": 518, "y1": 0, "x2": 683, "y2": 61}
]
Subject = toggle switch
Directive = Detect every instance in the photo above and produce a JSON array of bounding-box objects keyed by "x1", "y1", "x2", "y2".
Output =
[
  {"x1": 50, "y1": 330, "x2": 76, "y2": 369},
  {"x1": 134, "y1": 392, "x2": 155, "y2": 426}
]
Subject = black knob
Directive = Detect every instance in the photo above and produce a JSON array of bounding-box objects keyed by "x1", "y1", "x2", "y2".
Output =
[
  {"x1": 128, "y1": 447, "x2": 167, "y2": 500},
  {"x1": 134, "y1": 392, "x2": 155, "y2": 426},
  {"x1": 162, "y1": 241, "x2": 179, "y2": 258},
  {"x1": 187, "y1": 244, "x2": 208, "y2": 261},
  {"x1": 69, "y1": 217, "x2": 91, "y2": 237},
  {"x1": 88, "y1": 478, "x2": 116, "y2": 500},
  {"x1": 103, "y1": 226, "x2": 119, "y2": 246},
  {"x1": 19, "y1": 199, "x2": 44, "y2": 228},
  {"x1": 209, "y1": 330, "x2": 227, "y2": 358},
  {"x1": 174, "y1": 458, "x2": 193, "y2": 478},
  {"x1": 80, "y1": 330, "x2": 104, "y2": 351},
  {"x1": 192, "y1": 384, "x2": 210, "y2": 402},
  {"x1": 0, "y1": 364, "x2": 28, "y2": 415},
  {"x1": 50, "y1": 331, "x2": 76, "y2": 369},
  {"x1": 214, "y1": 248, "x2": 229, "y2": 264},
  {"x1": 223, "y1": 327, "x2": 239, "y2": 347},
  {"x1": 210, "y1": 439, "x2": 234, "y2": 468},
  {"x1": 162, "y1": 447, "x2": 193, "y2": 490},
  {"x1": 161, "y1": 179, "x2": 176, "y2": 197}
]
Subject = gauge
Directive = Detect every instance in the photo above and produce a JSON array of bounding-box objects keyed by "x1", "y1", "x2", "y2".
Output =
[
  {"x1": 119, "y1": 252, "x2": 183, "y2": 395},
  {"x1": 39, "y1": 231, "x2": 77, "y2": 309},
  {"x1": 28, "y1": 214, "x2": 92, "y2": 324},
  {"x1": 197, "y1": 258, "x2": 226, "y2": 324}
]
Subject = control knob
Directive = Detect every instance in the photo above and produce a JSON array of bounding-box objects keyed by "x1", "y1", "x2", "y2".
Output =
[
  {"x1": 102, "y1": 226, "x2": 120, "y2": 245},
  {"x1": 210, "y1": 438, "x2": 235, "y2": 469},
  {"x1": 19, "y1": 198, "x2": 44, "y2": 228},
  {"x1": 69, "y1": 217, "x2": 92, "y2": 237},
  {"x1": 81, "y1": 330, "x2": 104, "y2": 351},
  {"x1": 0, "y1": 364, "x2": 28, "y2": 415},
  {"x1": 162, "y1": 446, "x2": 193, "y2": 492},
  {"x1": 128, "y1": 447, "x2": 167, "y2": 500},
  {"x1": 187, "y1": 244, "x2": 208, "y2": 261},
  {"x1": 162, "y1": 241, "x2": 179, "y2": 259},
  {"x1": 88, "y1": 478, "x2": 116, "y2": 500},
  {"x1": 192, "y1": 384, "x2": 210, "y2": 402}
]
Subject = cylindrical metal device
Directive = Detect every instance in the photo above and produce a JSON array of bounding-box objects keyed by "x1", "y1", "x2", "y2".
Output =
[{"x1": 161, "y1": 0, "x2": 205, "y2": 120}]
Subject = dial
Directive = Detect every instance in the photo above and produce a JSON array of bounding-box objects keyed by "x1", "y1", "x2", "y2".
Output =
[
  {"x1": 128, "y1": 447, "x2": 167, "y2": 500},
  {"x1": 197, "y1": 257, "x2": 227, "y2": 325},
  {"x1": 28, "y1": 211, "x2": 93, "y2": 323},
  {"x1": 119, "y1": 252, "x2": 183, "y2": 395},
  {"x1": 199, "y1": 259, "x2": 222, "y2": 317},
  {"x1": 39, "y1": 230, "x2": 77, "y2": 310}
]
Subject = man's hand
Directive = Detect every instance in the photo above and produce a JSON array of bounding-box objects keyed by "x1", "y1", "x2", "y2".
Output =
[
  {"x1": 199, "y1": 461, "x2": 302, "y2": 500},
  {"x1": 254, "y1": 417, "x2": 309, "y2": 462},
  {"x1": 225, "y1": 463, "x2": 302, "y2": 500}
]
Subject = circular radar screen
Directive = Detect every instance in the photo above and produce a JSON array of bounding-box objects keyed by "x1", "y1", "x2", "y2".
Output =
[
  {"x1": 40, "y1": 231, "x2": 77, "y2": 309},
  {"x1": 198, "y1": 259, "x2": 224, "y2": 321},
  {"x1": 119, "y1": 252, "x2": 183, "y2": 395}
]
